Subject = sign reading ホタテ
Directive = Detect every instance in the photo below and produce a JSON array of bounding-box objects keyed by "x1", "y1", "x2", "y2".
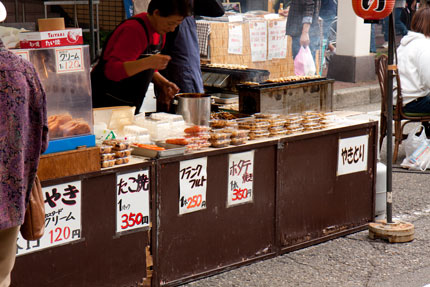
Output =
[
  {"x1": 17, "y1": 181, "x2": 82, "y2": 256},
  {"x1": 228, "y1": 150, "x2": 254, "y2": 207},
  {"x1": 179, "y1": 157, "x2": 207, "y2": 215},
  {"x1": 337, "y1": 135, "x2": 369, "y2": 176},
  {"x1": 116, "y1": 169, "x2": 151, "y2": 233}
]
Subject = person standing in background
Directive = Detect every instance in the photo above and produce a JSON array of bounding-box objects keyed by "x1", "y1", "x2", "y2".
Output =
[
  {"x1": 400, "y1": 0, "x2": 417, "y2": 30},
  {"x1": 382, "y1": 0, "x2": 408, "y2": 48},
  {"x1": 281, "y1": 0, "x2": 321, "y2": 60},
  {"x1": 0, "y1": 2, "x2": 49, "y2": 286}
]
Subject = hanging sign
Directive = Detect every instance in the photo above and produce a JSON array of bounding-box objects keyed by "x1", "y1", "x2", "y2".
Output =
[
  {"x1": 249, "y1": 21, "x2": 267, "y2": 62},
  {"x1": 268, "y1": 20, "x2": 287, "y2": 60},
  {"x1": 337, "y1": 135, "x2": 369, "y2": 176},
  {"x1": 55, "y1": 47, "x2": 84, "y2": 73},
  {"x1": 179, "y1": 157, "x2": 207, "y2": 215},
  {"x1": 227, "y1": 150, "x2": 254, "y2": 207},
  {"x1": 11, "y1": 50, "x2": 30, "y2": 61},
  {"x1": 17, "y1": 181, "x2": 82, "y2": 256},
  {"x1": 116, "y1": 169, "x2": 151, "y2": 233},
  {"x1": 228, "y1": 23, "x2": 243, "y2": 54}
]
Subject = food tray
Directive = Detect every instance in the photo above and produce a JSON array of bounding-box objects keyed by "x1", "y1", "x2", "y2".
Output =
[{"x1": 132, "y1": 142, "x2": 186, "y2": 158}]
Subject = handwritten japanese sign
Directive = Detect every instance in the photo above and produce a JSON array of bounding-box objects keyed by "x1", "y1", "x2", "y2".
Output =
[
  {"x1": 249, "y1": 21, "x2": 267, "y2": 62},
  {"x1": 268, "y1": 20, "x2": 287, "y2": 60},
  {"x1": 228, "y1": 151, "x2": 254, "y2": 207},
  {"x1": 17, "y1": 181, "x2": 82, "y2": 256},
  {"x1": 116, "y1": 169, "x2": 150, "y2": 233},
  {"x1": 337, "y1": 135, "x2": 369, "y2": 176},
  {"x1": 11, "y1": 50, "x2": 30, "y2": 61},
  {"x1": 228, "y1": 23, "x2": 243, "y2": 55},
  {"x1": 179, "y1": 157, "x2": 207, "y2": 215},
  {"x1": 55, "y1": 47, "x2": 84, "y2": 73}
]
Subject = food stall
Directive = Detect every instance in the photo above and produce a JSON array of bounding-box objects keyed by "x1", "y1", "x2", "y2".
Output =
[{"x1": 10, "y1": 14, "x2": 376, "y2": 287}]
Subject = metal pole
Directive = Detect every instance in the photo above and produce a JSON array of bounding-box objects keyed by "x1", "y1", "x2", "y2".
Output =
[
  {"x1": 89, "y1": 0, "x2": 96, "y2": 61},
  {"x1": 386, "y1": 12, "x2": 395, "y2": 224}
]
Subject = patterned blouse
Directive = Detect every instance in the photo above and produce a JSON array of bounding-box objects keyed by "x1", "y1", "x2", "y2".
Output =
[{"x1": 0, "y1": 40, "x2": 48, "y2": 230}]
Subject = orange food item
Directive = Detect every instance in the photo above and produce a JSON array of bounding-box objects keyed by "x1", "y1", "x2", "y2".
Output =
[
  {"x1": 133, "y1": 143, "x2": 166, "y2": 151},
  {"x1": 184, "y1": 125, "x2": 209, "y2": 134},
  {"x1": 166, "y1": 138, "x2": 189, "y2": 145}
]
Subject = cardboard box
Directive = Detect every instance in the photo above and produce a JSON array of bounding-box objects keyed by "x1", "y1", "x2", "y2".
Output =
[
  {"x1": 38, "y1": 17, "x2": 65, "y2": 32},
  {"x1": 19, "y1": 28, "x2": 83, "y2": 49}
]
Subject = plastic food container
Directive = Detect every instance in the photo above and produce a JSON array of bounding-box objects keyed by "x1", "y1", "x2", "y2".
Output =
[
  {"x1": 230, "y1": 137, "x2": 247, "y2": 145},
  {"x1": 184, "y1": 125, "x2": 211, "y2": 134},
  {"x1": 210, "y1": 139, "x2": 231, "y2": 148},
  {"x1": 238, "y1": 119, "x2": 270, "y2": 130},
  {"x1": 114, "y1": 149, "x2": 132, "y2": 158},
  {"x1": 99, "y1": 145, "x2": 112, "y2": 154},
  {"x1": 210, "y1": 119, "x2": 238, "y2": 129},
  {"x1": 100, "y1": 153, "x2": 115, "y2": 161},
  {"x1": 248, "y1": 131, "x2": 270, "y2": 140},
  {"x1": 103, "y1": 139, "x2": 130, "y2": 150},
  {"x1": 253, "y1": 113, "x2": 279, "y2": 119},
  {"x1": 115, "y1": 157, "x2": 130, "y2": 165},
  {"x1": 209, "y1": 131, "x2": 232, "y2": 140},
  {"x1": 101, "y1": 160, "x2": 115, "y2": 168}
]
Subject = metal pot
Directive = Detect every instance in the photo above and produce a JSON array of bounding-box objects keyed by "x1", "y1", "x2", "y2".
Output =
[{"x1": 176, "y1": 93, "x2": 211, "y2": 126}]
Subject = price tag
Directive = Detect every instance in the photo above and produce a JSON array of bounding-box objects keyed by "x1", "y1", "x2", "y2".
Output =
[
  {"x1": 179, "y1": 157, "x2": 207, "y2": 215},
  {"x1": 11, "y1": 50, "x2": 30, "y2": 61},
  {"x1": 228, "y1": 24, "x2": 243, "y2": 55},
  {"x1": 17, "y1": 181, "x2": 82, "y2": 256},
  {"x1": 116, "y1": 169, "x2": 151, "y2": 233},
  {"x1": 337, "y1": 135, "x2": 369, "y2": 176},
  {"x1": 228, "y1": 150, "x2": 254, "y2": 207},
  {"x1": 55, "y1": 47, "x2": 84, "y2": 73},
  {"x1": 249, "y1": 21, "x2": 268, "y2": 62}
]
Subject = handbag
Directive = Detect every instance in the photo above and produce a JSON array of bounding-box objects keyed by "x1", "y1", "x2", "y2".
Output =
[{"x1": 20, "y1": 175, "x2": 45, "y2": 241}]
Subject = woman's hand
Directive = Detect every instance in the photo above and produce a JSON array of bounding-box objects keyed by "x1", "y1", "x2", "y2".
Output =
[{"x1": 147, "y1": 54, "x2": 171, "y2": 70}]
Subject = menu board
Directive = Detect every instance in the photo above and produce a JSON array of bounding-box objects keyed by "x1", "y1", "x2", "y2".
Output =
[
  {"x1": 249, "y1": 21, "x2": 267, "y2": 62},
  {"x1": 179, "y1": 157, "x2": 208, "y2": 215},
  {"x1": 17, "y1": 181, "x2": 82, "y2": 256}
]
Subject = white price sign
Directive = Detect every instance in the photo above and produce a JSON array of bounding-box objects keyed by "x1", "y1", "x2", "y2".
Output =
[
  {"x1": 268, "y1": 20, "x2": 287, "y2": 60},
  {"x1": 116, "y1": 169, "x2": 151, "y2": 233},
  {"x1": 337, "y1": 135, "x2": 369, "y2": 176},
  {"x1": 12, "y1": 50, "x2": 30, "y2": 61},
  {"x1": 228, "y1": 23, "x2": 243, "y2": 55},
  {"x1": 228, "y1": 150, "x2": 254, "y2": 207},
  {"x1": 17, "y1": 181, "x2": 82, "y2": 256},
  {"x1": 249, "y1": 21, "x2": 267, "y2": 62},
  {"x1": 179, "y1": 157, "x2": 207, "y2": 215},
  {"x1": 55, "y1": 47, "x2": 84, "y2": 73}
]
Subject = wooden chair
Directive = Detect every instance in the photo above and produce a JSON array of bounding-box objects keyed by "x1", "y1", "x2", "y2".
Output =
[{"x1": 376, "y1": 55, "x2": 430, "y2": 162}]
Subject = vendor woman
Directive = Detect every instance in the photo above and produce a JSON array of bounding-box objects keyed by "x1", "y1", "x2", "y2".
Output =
[{"x1": 91, "y1": 0, "x2": 192, "y2": 113}]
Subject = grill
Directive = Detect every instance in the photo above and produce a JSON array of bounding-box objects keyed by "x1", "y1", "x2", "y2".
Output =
[{"x1": 236, "y1": 78, "x2": 335, "y2": 115}]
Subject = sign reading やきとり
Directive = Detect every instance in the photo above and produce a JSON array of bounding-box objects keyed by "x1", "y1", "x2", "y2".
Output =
[
  {"x1": 228, "y1": 150, "x2": 254, "y2": 207},
  {"x1": 337, "y1": 135, "x2": 369, "y2": 176},
  {"x1": 17, "y1": 181, "x2": 82, "y2": 256},
  {"x1": 116, "y1": 169, "x2": 151, "y2": 233},
  {"x1": 179, "y1": 157, "x2": 208, "y2": 215}
]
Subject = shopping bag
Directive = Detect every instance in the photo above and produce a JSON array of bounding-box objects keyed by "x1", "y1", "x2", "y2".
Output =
[
  {"x1": 294, "y1": 46, "x2": 316, "y2": 76},
  {"x1": 401, "y1": 141, "x2": 430, "y2": 171},
  {"x1": 403, "y1": 125, "x2": 429, "y2": 158}
]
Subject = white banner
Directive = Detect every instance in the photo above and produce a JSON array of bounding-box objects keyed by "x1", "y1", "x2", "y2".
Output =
[
  {"x1": 179, "y1": 157, "x2": 207, "y2": 215},
  {"x1": 337, "y1": 135, "x2": 369, "y2": 176},
  {"x1": 228, "y1": 23, "x2": 243, "y2": 55},
  {"x1": 17, "y1": 181, "x2": 82, "y2": 256},
  {"x1": 268, "y1": 20, "x2": 287, "y2": 60},
  {"x1": 228, "y1": 150, "x2": 254, "y2": 207},
  {"x1": 249, "y1": 21, "x2": 267, "y2": 62},
  {"x1": 116, "y1": 169, "x2": 151, "y2": 233}
]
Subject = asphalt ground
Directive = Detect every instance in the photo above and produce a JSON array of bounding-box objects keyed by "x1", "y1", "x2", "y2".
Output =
[{"x1": 180, "y1": 102, "x2": 430, "y2": 287}]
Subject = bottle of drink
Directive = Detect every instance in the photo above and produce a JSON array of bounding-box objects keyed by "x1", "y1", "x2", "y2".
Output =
[{"x1": 279, "y1": 2, "x2": 284, "y2": 14}]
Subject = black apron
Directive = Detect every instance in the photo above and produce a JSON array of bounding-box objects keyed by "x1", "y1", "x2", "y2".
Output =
[{"x1": 91, "y1": 17, "x2": 163, "y2": 114}]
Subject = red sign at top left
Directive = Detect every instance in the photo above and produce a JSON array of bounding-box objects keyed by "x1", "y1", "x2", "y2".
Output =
[{"x1": 19, "y1": 28, "x2": 83, "y2": 49}]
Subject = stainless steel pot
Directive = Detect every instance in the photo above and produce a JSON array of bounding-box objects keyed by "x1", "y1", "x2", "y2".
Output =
[{"x1": 176, "y1": 93, "x2": 211, "y2": 126}]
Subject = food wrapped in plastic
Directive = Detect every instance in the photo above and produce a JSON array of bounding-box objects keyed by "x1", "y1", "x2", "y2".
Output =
[
  {"x1": 101, "y1": 160, "x2": 115, "y2": 168},
  {"x1": 286, "y1": 126, "x2": 304, "y2": 134},
  {"x1": 230, "y1": 137, "x2": 248, "y2": 145},
  {"x1": 99, "y1": 145, "x2": 113, "y2": 154},
  {"x1": 185, "y1": 132, "x2": 211, "y2": 141},
  {"x1": 253, "y1": 113, "x2": 279, "y2": 119},
  {"x1": 269, "y1": 130, "x2": 288, "y2": 137},
  {"x1": 165, "y1": 138, "x2": 190, "y2": 146},
  {"x1": 210, "y1": 138, "x2": 231, "y2": 148},
  {"x1": 264, "y1": 118, "x2": 287, "y2": 127},
  {"x1": 210, "y1": 119, "x2": 238, "y2": 129},
  {"x1": 100, "y1": 153, "x2": 115, "y2": 161},
  {"x1": 209, "y1": 131, "x2": 232, "y2": 140},
  {"x1": 115, "y1": 157, "x2": 130, "y2": 165},
  {"x1": 184, "y1": 125, "x2": 210, "y2": 134},
  {"x1": 269, "y1": 125, "x2": 287, "y2": 133},
  {"x1": 219, "y1": 128, "x2": 250, "y2": 138},
  {"x1": 238, "y1": 119, "x2": 270, "y2": 131},
  {"x1": 302, "y1": 122, "x2": 321, "y2": 131},
  {"x1": 114, "y1": 149, "x2": 132, "y2": 158},
  {"x1": 248, "y1": 130, "x2": 270, "y2": 140},
  {"x1": 103, "y1": 139, "x2": 130, "y2": 150}
]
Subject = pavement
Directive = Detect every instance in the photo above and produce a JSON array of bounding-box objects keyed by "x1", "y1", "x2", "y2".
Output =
[{"x1": 178, "y1": 47, "x2": 430, "y2": 286}]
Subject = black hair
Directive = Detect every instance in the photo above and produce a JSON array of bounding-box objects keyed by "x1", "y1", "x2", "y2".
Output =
[{"x1": 147, "y1": 0, "x2": 192, "y2": 17}]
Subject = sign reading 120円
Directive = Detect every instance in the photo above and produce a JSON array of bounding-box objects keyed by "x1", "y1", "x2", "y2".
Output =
[
  {"x1": 116, "y1": 169, "x2": 151, "y2": 233},
  {"x1": 228, "y1": 150, "x2": 254, "y2": 207},
  {"x1": 179, "y1": 157, "x2": 207, "y2": 215},
  {"x1": 55, "y1": 47, "x2": 84, "y2": 73},
  {"x1": 17, "y1": 181, "x2": 82, "y2": 256}
]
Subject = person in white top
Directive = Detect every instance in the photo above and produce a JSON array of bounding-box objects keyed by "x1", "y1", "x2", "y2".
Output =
[{"x1": 396, "y1": 7, "x2": 430, "y2": 115}]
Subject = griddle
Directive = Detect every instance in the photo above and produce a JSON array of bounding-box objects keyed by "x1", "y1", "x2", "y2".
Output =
[
  {"x1": 201, "y1": 65, "x2": 270, "y2": 78},
  {"x1": 236, "y1": 77, "x2": 331, "y2": 90}
]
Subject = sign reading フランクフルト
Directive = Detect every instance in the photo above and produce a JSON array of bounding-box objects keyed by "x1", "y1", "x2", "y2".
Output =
[{"x1": 179, "y1": 157, "x2": 208, "y2": 215}]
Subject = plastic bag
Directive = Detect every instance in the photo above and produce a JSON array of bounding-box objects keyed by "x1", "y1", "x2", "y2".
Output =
[
  {"x1": 294, "y1": 46, "x2": 316, "y2": 76},
  {"x1": 401, "y1": 141, "x2": 430, "y2": 171},
  {"x1": 404, "y1": 125, "x2": 428, "y2": 158}
]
